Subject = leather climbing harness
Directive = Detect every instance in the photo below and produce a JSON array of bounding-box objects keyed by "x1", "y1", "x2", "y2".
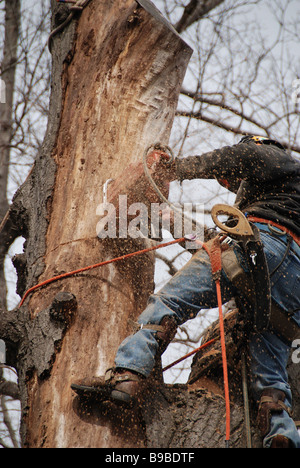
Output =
[
  {"x1": 212, "y1": 204, "x2": 272, "y2": 333},
  {"x1": 218, "y1": 211, "x2": 300, "y2": 344}
]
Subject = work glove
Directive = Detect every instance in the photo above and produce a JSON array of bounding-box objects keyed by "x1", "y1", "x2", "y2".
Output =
[
  {"x1": 146, "y1": 150, "x2": 177, "y2": 183},
  {"x1": 146, "y1": 149, "x2": 172, "y2": 167}
]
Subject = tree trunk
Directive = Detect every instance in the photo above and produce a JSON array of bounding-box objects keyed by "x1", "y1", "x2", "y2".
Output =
[
  {"x1": 13, "y1": 0, "x2": 192, "y2": 448},
  {"x1": 0, "y1": 0, "x2": 21, "y2": 309}
]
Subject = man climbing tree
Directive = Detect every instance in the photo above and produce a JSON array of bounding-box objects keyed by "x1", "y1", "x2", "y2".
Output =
[{"x1": 73, "y1": 135, "x2": 300, "y2": 449}]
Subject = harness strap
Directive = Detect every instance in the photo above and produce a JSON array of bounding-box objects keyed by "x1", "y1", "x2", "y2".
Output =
[
  {"x1": 104, "y1": 368, "x2": 141, "y2": 384},
  {"x1": 128, "y1": 319, "x2": 166, "y2": 334},
  {"x1": 257, "y1": 388, "x2": 292, "y2": 438},
  {"x1": 247, "y1": 217, "x2": 300, "y2": 248},
  {"x1": 259, "y1": 395, "x2": 291, "y2": 416},
  {"x1": 198, "y1": 236, "x2": 231, "y2": 446}
]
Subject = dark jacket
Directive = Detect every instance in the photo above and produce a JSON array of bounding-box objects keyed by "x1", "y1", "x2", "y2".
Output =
[{"x1": 175, "y1": 141, "x2": 300, "y2": 237}]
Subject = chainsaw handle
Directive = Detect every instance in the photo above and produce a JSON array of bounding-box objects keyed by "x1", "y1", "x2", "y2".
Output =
[{"x1": 211, "y1": 204, "x2": 254, "y2": 238}]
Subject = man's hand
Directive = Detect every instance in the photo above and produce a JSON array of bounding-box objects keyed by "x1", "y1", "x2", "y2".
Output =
[
  {"x1": 146, "y1": 150, "x2": 172, "y2": 168},
  {"x1": 146, "y1": 150, "x2": 177, "y2": 183}
]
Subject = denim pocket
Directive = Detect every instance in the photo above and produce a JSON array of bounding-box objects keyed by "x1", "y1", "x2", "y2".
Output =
[
  {"x1": 261, "y1": 232, "x2": 300, "y2": 313},
  {"x1": 289, "y1": 268, "x2": 300, "y2": 312},
  {"x1": 261, "y1": 232, "x2": 286, "y2": 272},
  {"x1": 271, "y1": 255, "x2": 300, "y2": 313}
]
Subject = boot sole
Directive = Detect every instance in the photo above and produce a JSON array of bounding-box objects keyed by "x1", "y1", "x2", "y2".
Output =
[
  {"x1": 111, "y1": 389, "x2": 135, "y2": 406},
  {"x1": 71, "y1": 383, "x2": 135, "y2": 406},
  {"x1": 71, "y1": 383, "x2": 111, "y2": 401}
]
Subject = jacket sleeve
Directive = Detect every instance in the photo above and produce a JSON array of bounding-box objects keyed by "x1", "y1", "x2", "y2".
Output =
[{"x1": 175, "y1": 142, "x2": 292, "y2": 185}]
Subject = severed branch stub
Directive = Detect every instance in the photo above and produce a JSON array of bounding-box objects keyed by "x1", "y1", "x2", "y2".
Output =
[
  {"x1": 19, "y1": 292, "x2": 78, "y2": 380},
  {"x1": 49, "y1": 291, "x2": 77, "y2": 325}
]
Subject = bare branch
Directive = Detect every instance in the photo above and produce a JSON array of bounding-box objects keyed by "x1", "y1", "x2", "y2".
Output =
[
  {"x1": 0, "y1": 378, "x2": 19, "y2": 400},
  {"x1": 1, "y1": 395, "x2": 19, "y2": 447},
  {"x1": 176, "y1": 0, "x2": 225, "y2": 33},
  {"x1": 0, "y1": 306, "x2": 24, "y2": 358},
  {"x1": 181, "y1": 89, "x2": 268, "y2": 133}
]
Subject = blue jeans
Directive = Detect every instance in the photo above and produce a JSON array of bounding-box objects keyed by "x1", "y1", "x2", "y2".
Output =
[{"x1": 114, "y1": 224, "x2": 300, "y2": 447}]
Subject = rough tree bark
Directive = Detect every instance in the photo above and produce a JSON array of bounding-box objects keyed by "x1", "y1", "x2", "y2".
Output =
[
  {"x1": 1, "y1": 0, "x2": 299, "y2": 449},
  {"x1": 0, "y1": 0, "x2": 21, "y2": 309}
]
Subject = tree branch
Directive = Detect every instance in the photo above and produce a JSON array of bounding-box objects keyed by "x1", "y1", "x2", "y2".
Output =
[
  {"x1": 181, "y1": 89, "x2": 268, "y2": 133},
  {"x1": 0, "y1": 306, "x2": 25, "y2": 367},
  {"x1": 1, "y1": 395, "x2": 19, "y2": 447},
  {"x1": 0, "y1": 378, "x2": 20, "y2": 400},
  {"x1": 177, "y1": 94, "x2": 300, "y2": 155},
  {"x1": 175, "y1": 0, "x2": 225, "y2": 33},
  {"x1": 176, "y1": 107, "x2": 249, "y2": 135}
]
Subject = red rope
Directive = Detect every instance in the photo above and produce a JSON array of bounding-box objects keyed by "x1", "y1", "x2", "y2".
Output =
[
  {"x1": 18, "y1": 237, "x2": 186, "y2": 308},
  {"x1": 162, "y1": 338, "x2": 217, "y2": 373},
  {"x1": 216, "y1": 279, "x2": 231, "y2": 445},
  {"x1": 195, "y1": 237, "x2": 231, "y2": 445},
  {"x1": 247, "y1": 216, "x2": 300, "y2": 247}
]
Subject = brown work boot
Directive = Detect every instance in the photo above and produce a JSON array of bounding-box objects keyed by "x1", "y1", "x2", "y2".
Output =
[
  {"x1": 71, "y1": 368, "x2": 144, "y2": 406},
  {"x1": 270, "y1": 435, "x2": 293, "y2": 448},
  {"x1": 257, "y1": 388, "x2": 290, "y2": 438},
  {"x1": 72, "y1": 316, "x2": 177, "y2": 406}
]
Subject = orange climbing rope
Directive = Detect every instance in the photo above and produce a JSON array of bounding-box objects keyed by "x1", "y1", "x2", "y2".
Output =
[
  {"x1": 197, "y1": 236, "x2": 231, "y2": 446},
  {"x1": 18, "y1": 237, "x2": 186, "y2": 308},
  {"x1": 162, "y1": 338, "x2": 217, "y2": 373},
  {"x1": 161, "y1": 281, "x2": 230, "y2": 446},
  {"x1": 216, "y1": 278, "x2": 231, "y2": 446}
]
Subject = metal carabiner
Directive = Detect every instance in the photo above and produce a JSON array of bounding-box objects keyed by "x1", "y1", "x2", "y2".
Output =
[{"x1": 211, "y1": 204, "x2": 254, "y2": 239}]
